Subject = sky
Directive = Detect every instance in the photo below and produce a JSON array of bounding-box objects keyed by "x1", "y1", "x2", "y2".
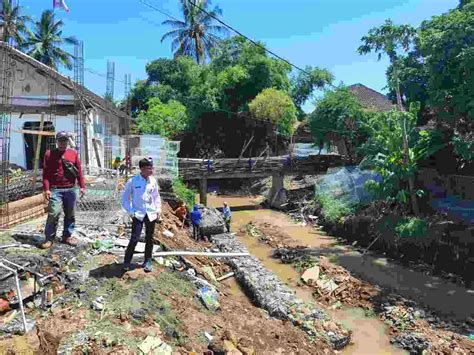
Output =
[{"x1": 19, "y1": 0, "x2": 458, "y2": 111}]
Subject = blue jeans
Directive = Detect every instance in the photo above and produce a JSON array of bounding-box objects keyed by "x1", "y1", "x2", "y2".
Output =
[{"x1": 44, "y1": 188, "x2": 78, "y2": 242}]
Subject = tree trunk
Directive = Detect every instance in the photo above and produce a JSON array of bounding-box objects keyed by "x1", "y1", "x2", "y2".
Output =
[{"x1": 394, "y1": 64, "x2": 419, "y2": 216}]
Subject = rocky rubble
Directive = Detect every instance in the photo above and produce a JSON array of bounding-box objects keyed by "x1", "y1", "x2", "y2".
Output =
[
  {"x1": 199, "y1": 207, "x2": 227, "y2": 236},
  {"x1": 211, "y1": 232, "x2": 351, "y2": 350}
]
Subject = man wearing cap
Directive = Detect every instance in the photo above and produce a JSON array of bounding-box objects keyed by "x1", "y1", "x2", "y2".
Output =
[
  {"x1": 121, "y1": 158, "x2": 161, "y2": 272},
  {"x1": 41, "y1": 131, "x2": 86, "y2": 249}
]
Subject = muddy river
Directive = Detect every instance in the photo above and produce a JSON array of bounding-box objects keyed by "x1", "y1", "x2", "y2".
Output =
[{"x1": 207, "y1": 196, "x2": 407, "y2": 354}]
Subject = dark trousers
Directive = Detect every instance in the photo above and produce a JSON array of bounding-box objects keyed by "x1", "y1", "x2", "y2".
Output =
[
  {"x1": 124, "y1": 215, "x2": 156, "y2": 264},
  {"x1": 224, "y1": 218, "x2": 231, "y2": 233},
  {"x1": 192, "y1": 224, "x2": 201, "y2": 240},
  {"x1": 44, "y1": 188, "x2": 77, "y2": 242}
]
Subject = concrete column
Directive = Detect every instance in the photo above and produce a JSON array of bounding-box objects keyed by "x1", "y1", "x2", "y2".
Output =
[
  {"x1": 269, "y1": 174, "x2": 285, "y2": 208},
  {"x1": 199, "y1": 178, "x2": 208, "y2": 206}
]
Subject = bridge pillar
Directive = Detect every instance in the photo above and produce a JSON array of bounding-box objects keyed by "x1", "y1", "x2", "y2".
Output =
[
  {"x1": 268, "y1": 174, "x2": 287, "y2": 208},
  {"x1": 199, "y1": 178, "x2": 208, "y2": 206}
]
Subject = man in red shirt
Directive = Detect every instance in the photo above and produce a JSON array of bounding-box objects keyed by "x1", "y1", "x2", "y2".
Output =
[{"x1": 41, "y1": 131, "x2": 86, "y2": 249}]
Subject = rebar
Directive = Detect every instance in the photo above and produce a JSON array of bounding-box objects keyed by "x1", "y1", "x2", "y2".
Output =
[
  {"x1": 0, "y1": 43, "x2": 15, "y2": 229},
  {"x1": 0, "y1": 262, "x2": 28, "y2": 333}
]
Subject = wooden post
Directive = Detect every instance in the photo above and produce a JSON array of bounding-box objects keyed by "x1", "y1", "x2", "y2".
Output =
[
  {"x1": 31, "y1": 113, "x2": 45, "y2": 195},
  {"x1": 199, "y1": 178, "x2": 207, "y2": 206}
]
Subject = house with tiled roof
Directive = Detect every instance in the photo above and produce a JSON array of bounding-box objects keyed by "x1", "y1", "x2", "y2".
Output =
[{"x1": 347, "y1": 83, "x2": 395, "y2": 112}]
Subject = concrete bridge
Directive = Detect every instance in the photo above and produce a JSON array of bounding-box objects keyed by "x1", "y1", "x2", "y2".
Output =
[{"x1": 178, "y1": 154, "x2": 350, "y2": 207}]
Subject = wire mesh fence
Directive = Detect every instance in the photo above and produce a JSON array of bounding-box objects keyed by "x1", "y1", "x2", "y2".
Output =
[{"x1": 75, "y1": 167, "x2": 124, "y2": 226}]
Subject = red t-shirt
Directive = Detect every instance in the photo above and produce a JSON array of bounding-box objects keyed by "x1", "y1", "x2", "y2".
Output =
[{"x1": 42, "y1": 148, "x2": 86, "y2": 191}]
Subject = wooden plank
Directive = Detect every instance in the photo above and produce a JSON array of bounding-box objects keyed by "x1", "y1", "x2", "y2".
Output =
[
  {"x1": 92, "y1": 139, "x2": 102, "y2": 168},
  {"x1": 13, "y1": 128, "x2": 55, "y2": 136},
  {"x1": 31, "y1": 114, "x2": 45, "y2": 194}
]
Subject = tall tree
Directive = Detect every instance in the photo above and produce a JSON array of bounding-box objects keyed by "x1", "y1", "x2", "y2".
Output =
[
  {"x1": 291, "y1": 66, "x2": 334, "y2": 119},
  {"x1": 161, "y1": 0, "x2": 228, "y2": 64},
  {"x1": 358, "y1": 20, "x2": 418, "y2": 215},
  {"x1": 0, "y1": 0, "x2": 30, "y2": 48},
  {"x1": 358, "y1": 19, "x2": 416, "y2": 110},
  {"x1": 24, "y1": 10, "x2": 77, "y2": 70}
]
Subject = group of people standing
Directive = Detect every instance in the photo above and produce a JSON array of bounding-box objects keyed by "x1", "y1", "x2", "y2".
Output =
[
  {"x1": 41, "y1": 131, "x2": 231, "y2": 273},
  {"x1": 174, "y1": 201, "x2": 232, "y2": 241}
]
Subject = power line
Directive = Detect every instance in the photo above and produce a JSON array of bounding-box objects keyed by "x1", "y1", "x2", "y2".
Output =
[
  {"x1": 139, "y1": 0, "x2": 182, "y2": 23},
  {"x1": 140, "y1": 0, "x2": 335, "y2": 88},
  {"x1": 187, "y1": 0, "x2": 312, "y2": 77},
  {"x1": 85, "y1": 67, "x2": 127, "y2": 84}
]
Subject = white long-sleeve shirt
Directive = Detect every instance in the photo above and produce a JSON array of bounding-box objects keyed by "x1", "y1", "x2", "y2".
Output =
[{"x1": 121, "y1": 174, "x2": 161, "y2": 222}]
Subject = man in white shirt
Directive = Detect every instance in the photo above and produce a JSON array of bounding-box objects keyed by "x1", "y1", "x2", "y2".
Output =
[{"x1": 121, "y1": 158, "x2": 161, "y2": 272}]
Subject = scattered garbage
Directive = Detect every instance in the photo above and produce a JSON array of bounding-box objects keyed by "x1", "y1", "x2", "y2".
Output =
[
  {"x1": 162, "y1": 230, "x2": 174, "y2": 238},
  {"x1": 216, "y1": 272, "x2": 235, "y2": 282},
  {"x1": 391, "y1": 333, "x2": 429, "y2": 354},
  {"x1": 197, "y1": 286, "x2": 220, "y2": 312},
  {"x1": 201, "y1": 266, "x2": 218, "y2": 284},
  {"x1": 138, "y1": 335, "x2": 172, "y2": 355},
  {"x1": 204, "y1": 331, "x2": 213, "y2": 343},
  {"x1": 301, "y1": 266, "x2": 320, "y2": 284},
  {"x1": 91, "y1": 296, "x2": 104, "y2": 311},
  {"x1": 92, "y1": 239, "x2": 114, "y2": 252}
]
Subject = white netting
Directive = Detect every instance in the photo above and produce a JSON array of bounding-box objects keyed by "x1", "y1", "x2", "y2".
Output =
[
  {"x1": 129, "y1": 135, "x2": 180, "y2": 178},
  {"x1": 315, "y1": 166, "x2": 382, "y2": 206}
]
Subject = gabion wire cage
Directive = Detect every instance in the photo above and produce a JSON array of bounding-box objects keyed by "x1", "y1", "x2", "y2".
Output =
[{"x1": 75, "y1": 167, "x2": 123, "y2": 226}]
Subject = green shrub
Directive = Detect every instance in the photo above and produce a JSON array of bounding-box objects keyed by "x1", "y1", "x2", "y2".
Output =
[
  {"x1": 172, "y1": 177, "x2": 196, "y2": 208},
  {"x1": 315, "y1": 192, "x2": 354, "y2": 222},
  {"x1": 395, "y1": 217, "x2": 428, "y2": 238}
]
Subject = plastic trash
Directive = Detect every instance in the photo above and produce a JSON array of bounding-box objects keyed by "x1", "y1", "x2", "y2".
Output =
[
  {"x1": 163, "y1": 230, "x2": 174, "y2": 238},
  {"x1": 92, "y1": 239, "x2": 114, "y2": 252},
  {"x1": 197, "y1": 286, "x2": 220, "y2": 312}
]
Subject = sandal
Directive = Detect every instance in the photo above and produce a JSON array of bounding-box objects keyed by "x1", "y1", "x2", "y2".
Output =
[{"x1": 61, "y1": 237, "x2": 78, "y2": 246}]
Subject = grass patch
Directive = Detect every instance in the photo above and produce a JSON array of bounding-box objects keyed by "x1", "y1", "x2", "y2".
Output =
[
  {"x1": 364, "y1": 308, "x2": 377, "y2": 318},
  {"x1": 395, "y1": 217, "x2": 428, "y2": 238},
  {"x1": 84, "y1": 312, "x2": 138, "y2": 349},
  {"x1": 0, "y1": 232, "x2": 13, "y2": 244},
  {"x1": 5, "y1": 247, "x2": 48, "y2": 255},
  {"x1": 87, "y1": 271, "x2": 195, "y2": 347},
  {"x1": 172, "y1": 177, "x2": 196, "y2": 208}
]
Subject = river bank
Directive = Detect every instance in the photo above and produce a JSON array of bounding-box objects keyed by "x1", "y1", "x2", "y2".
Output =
[{"x1": 206, "y1": 195, "x2": 474, "y2": 354}]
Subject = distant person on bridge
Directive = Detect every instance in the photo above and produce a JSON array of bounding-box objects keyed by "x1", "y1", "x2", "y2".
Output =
[
  {"x1": 121, "y1": 158, "x2": 161, "y2": 272},
  {"x1": 190, "y1": 204, "x2": 202, "y2": 240},
  {"x1": 222, "y1": 202, "x2": 232, "y2": 232},
  {"x1": 41, "y1": 131, "x2": 85, "y2": 249}
]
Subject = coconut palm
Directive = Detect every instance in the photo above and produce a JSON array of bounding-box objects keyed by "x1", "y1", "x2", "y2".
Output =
[
  {"x1": 161, "y1": 0, "x2": 228, "y2": 64},
  {"x1": 0, "y1": 0, "x2": 30, "y2": 48},
  {"x1": 24, "y1": 10, "x2": 77, "y2": 70}
]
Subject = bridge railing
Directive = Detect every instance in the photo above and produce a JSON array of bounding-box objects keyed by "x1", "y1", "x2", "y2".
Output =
[{"x1": 178, "y1": 154, "x2": 349, "y2": 180}]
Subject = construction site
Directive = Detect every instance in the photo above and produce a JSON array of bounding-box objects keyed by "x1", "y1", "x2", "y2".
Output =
[{"x1": 0, "y1": 1, "x2": 473, "y2": 354}]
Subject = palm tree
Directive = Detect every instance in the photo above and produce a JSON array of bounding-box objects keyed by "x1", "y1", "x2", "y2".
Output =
[
  {"x1": 24, "y1": 10, "x2": 77, "y2": 70},
  {"x1": 161, "y1": 0, "x2": 228, "y2": 64},
  {"x1": 0, "y1": 0, "x2": 30, "y2": 48}
]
